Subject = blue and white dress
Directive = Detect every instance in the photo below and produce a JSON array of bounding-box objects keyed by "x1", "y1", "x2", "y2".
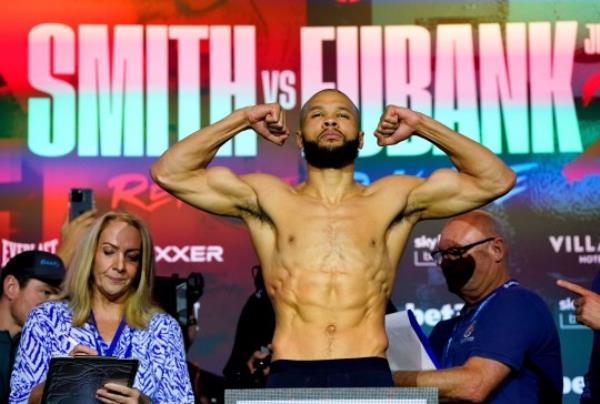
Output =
[{"x1": 9, "y1": 300, "x2": 194, "y2": 404}]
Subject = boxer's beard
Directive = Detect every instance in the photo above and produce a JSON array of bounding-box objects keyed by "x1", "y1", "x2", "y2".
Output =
[{"x1": 302, "y1": 137, "x2": 360, "y2": 169}]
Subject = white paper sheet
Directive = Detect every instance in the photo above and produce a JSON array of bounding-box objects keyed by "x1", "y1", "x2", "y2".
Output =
[{"x1": 384, "y1": 310, "x2": 439, "y2": 371}]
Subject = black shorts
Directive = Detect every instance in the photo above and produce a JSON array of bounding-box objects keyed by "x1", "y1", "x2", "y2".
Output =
[{"x1": 265, "y1": 357, "x2": 394, "y2": 388}]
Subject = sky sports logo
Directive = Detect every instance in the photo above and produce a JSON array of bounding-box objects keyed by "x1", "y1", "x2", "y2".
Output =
[
  {"x1": 412, "y1": 235, "x2": 439, "y2": 267},
  {"x1": 558, "y1": 296, "x2": 586, "y2": 330}
]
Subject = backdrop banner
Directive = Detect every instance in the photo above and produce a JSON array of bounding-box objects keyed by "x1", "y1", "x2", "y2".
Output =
[{"x1": 0, "y1": 1, "x2": 599, "y2": 401}]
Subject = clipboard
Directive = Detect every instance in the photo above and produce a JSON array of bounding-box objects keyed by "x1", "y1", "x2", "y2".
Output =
[{"x1": 41, "y1": 356, "x2": 139, "y2": 404}]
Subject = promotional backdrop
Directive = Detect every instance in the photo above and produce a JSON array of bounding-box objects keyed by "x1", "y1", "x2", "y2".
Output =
[{"x1": 1, "y1": 1, "x2": 599, "y2": 401}]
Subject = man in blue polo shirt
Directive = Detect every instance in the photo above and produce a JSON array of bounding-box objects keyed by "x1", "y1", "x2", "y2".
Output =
[{"x1": 394, "y1": 210, "x2": 562, "y2": 403}]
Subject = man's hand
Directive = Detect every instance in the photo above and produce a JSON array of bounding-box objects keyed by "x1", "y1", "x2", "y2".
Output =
[
  {"x1": 57, "y1": 209, "x2": 97, "y2": 267},
  {"x1": 374, "y1": 105, "x2": 422, "y2": 146},
  {"x1": 394, "y1": 356, "x2": 510, "y2": 402},
  {"x1": 246, "y1": 103, "x2": 289, "y2": 146},
  {"x1": 557, "y1": 279, "x2": 600, "y2": 330},
  {"x1": 246, "y1": 345, "x2": 272, "y2": 376}
]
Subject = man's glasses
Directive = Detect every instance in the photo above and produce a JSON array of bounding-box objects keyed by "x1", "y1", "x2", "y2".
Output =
[{"x1": 430, "y1": 237, "x2": 495, "y2": 265}]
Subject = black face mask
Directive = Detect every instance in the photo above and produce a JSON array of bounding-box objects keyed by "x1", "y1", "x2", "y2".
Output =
[
  {"x1": 302, "y1": 136, "x2": 360, "y2": 169},
  {"x1": 440, "y1": 255, "x2": 476, "y2": 295}
]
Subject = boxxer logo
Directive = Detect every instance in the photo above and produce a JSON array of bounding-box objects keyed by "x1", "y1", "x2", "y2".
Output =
[{"x1": 155, "y1": 245, "x2": 224, "y2": 263}]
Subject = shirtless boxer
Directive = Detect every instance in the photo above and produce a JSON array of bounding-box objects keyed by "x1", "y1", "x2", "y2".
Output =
[{"x1": 151, "y1": 89, "x2": 516, "y2": 387}]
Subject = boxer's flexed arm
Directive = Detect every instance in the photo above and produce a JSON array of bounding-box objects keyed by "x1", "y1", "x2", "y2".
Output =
[
  {"x1": 374, "y1": 106, "x2": 516, "y2": 220},
  {"x1": 151, "y1": 104, "x2": 289, "y2": 217}
]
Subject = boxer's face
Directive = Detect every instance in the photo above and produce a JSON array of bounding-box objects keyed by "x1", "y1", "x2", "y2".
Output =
[{"x1": 297, "y1": 90, "x2": 363, "y2": 168}]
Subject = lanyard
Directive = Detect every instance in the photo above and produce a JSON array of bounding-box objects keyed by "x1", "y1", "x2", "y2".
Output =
[
  {"x1": 89, "y1": 312, "x2": 132, "y2": 358},
  {"x1": 442, "y1": 280, "x2": 519, "y2": 368}
]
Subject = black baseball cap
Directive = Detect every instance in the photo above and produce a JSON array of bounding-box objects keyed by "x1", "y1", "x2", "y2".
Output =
[{"x1": 1, "y1": 250, "x2": 65, "y2": 287}]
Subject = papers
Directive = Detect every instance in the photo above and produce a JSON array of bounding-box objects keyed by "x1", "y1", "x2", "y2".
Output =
[{"x1": 385, "y1": 310, "x2": 440, "y2": 371}]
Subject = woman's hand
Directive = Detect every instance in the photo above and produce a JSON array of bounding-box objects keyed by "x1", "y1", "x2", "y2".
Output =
[
  {"x1": 96, "y1": 383, "x2": 150, "y2": 404},
  {"x1": 68, "y1": 344, "x2": 98, "y2": 356},
  {"x1": 27, "y1": 381, "x2": 45, "y2": 404}
]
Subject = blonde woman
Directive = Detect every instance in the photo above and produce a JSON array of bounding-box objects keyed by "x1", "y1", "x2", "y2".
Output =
[{"x1": 10, "y1": 211, "x2": 194, "y2": 404}]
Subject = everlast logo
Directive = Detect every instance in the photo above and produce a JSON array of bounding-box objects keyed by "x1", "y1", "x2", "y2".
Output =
[{"x1": 1, "y1": 239, "x2": 59, "y2": 266}]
